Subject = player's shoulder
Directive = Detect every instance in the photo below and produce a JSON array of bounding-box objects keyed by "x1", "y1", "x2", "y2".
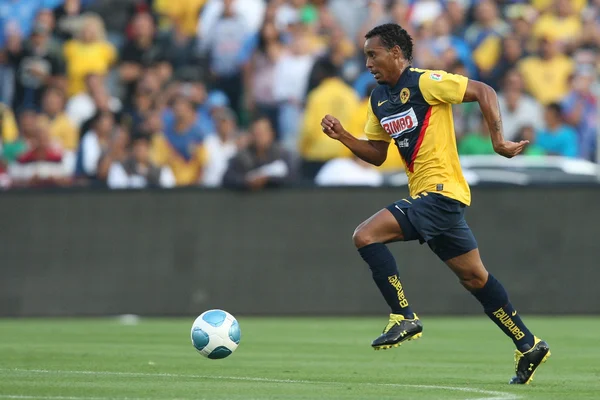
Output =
[{"x1": 412, "y1": 68, "x2": 455, "y2": 84}]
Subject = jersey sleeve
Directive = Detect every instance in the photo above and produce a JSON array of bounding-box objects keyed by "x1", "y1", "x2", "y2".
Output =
[
  {"x1": 419, "y1": 70, "x2": 469, "y2": 105},
  {"x1": 364, "y1": 97, "x2": 390, "y2": 142}
]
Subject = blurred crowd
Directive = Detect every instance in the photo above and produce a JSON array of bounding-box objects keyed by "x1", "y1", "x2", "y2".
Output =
[{"x1": 0, "y1": 0, "x2": 598, "y2": 190}]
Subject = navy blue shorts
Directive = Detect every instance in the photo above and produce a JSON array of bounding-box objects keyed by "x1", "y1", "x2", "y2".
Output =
[{"x1": 386, "y1": 192, "x2": 478, "y2": 261}]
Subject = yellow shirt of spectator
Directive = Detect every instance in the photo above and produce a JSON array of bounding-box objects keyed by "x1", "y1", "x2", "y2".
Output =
[
  {"x1": 299, "y1": 77, "x2": 357, "y2": 162},
  {"x1": 154, "y1": 0, "x2": 206, "y2": 36},
  {"x1": 0, "y1": 104, "x2": 18, "y2": 143},
  {"x1": 39, "y1": 113, "x2": 79, "y2": 151},
  {"x1": 348, "y1": 98, "x2": 404, "y2": 172},
  {"x1": 518, "y1": 54, "x2": 574, "y2": 105},
  {"x1": 533, "y1": 14, "x2": 582, "y2": 43},
  {"x1": 63, "y1": 40, "x2": 117, "y2": 97},
  {"x1": 531, "y1": 0, "x2": 587, "y2": 13},
  {"x1": 151, "y1": 133, "x2": 207, "y2": 186}
]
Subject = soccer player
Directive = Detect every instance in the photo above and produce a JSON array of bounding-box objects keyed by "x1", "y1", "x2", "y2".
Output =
[{"x1": 320, "y1": 23, "x2": 550, "y2": 385}]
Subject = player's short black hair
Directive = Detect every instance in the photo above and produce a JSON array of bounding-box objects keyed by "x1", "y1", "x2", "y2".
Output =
[{"x1": 365, "y1": 23, "x2": 413, "y2": 62}]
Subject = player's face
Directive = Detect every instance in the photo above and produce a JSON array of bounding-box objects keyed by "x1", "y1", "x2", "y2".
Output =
[{"x1": 364, "y1": 36, "x2": 403, "y2": 85}]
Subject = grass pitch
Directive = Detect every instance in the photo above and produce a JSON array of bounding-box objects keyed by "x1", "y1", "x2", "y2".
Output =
[{"x1": 1, "y1": 316, "x2": 599, "y2": 399}]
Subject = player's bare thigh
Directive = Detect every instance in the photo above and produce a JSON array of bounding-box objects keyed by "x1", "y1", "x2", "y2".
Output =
[
  {"x1": 445, "y1": 248, "x2": 489, "y2": 291},
  {"x1": 352, "y1": 209, "x2": 404, "y2": 248}
]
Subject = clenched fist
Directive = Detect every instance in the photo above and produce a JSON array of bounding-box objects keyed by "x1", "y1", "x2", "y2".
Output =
[{"x1": 321, "y1": 115, "x2": 346, "y2": 140}]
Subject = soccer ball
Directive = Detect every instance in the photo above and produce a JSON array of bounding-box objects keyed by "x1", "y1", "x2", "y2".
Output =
[{"x1": 191, "y1": 309, "x2": 241, "y2": 359}]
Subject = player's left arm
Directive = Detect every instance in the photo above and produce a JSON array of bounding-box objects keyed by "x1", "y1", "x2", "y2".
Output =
[{"x1": 462, "y1": 80, "x2": 529, "y2": 158}]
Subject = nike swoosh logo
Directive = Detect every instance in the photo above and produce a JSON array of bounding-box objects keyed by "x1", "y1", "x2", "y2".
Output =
[
  {"x1": 378, "y1": 100, "x2": 388, "y2": 107},
  {"x1": 394, "y1": 205, "x2": 406, "y2": 215},
  {"x1": 512, "y1": 311, "x2": 517, "y2": 316}
]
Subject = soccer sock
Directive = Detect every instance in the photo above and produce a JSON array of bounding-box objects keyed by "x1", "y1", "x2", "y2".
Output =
[
  {"x1": 471, "y1": 274, "x2": 535, "y2": 352},
  {"x1": 358, "y1": 243, "x2": 414, "y2": 319}
]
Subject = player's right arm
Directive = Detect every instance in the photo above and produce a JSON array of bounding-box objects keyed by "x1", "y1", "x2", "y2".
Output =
[{"x1": 320, "y1": 98, "x2": 390, "y2": 166}]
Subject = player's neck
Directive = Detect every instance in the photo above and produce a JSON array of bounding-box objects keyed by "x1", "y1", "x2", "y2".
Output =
[{"x1": 389, "y1": 64, "x2": 409, "y2": 89}]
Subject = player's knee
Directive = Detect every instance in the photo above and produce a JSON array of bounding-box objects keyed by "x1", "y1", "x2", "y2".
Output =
[
  {"x1": 352, "y1": 226, "x2": 375, "y2": 248},
  {"x1": 459, "y1": 271, "x2": 488, "y2": 291}
]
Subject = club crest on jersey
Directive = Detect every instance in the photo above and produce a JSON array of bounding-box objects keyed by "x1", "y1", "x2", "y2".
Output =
[
  {"x1": 400, "y1": 88, "x2": 410, "y2": 104},
  {"x1": 380, "y1": 108, "x2": 419, "y2": 139},
  {"x1": 430, "y1": 73, "x2": 442, "y2": 81}
]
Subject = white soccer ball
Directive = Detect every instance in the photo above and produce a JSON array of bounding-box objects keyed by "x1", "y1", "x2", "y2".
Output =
[{"x1": 191, "y1": 309, "x2": 241, "y2": 359}]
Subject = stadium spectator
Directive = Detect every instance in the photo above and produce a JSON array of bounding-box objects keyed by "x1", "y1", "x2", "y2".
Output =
[
  {"x1": 200, "y1": 0, "x2": 250, "y2": 116},
  {"x1": 513, "y1": 125, "x2": 547, "y2": 157},
  {"x1": 9, "y1": 116, "x2": 71, "y2": 187},
  {"x1": 151, "y1": 95, "x2": 208, "y2": 186},
  {"x1": 39, "y1": 86, "x2": 78, "y2": 152},
  {"x1": 497, "y1": 69, "x2": 544, "y2": 142},
  {"x1": 75, "y1": 110, "x2": 116, "y2": 180},
  {"x1": 65, "y1": 73, "x2": 122, "y2": 129},
  {"x1": 53, "y1": 0, "x2": 85, "y2": 42},
  {"x1": 202, "y1": 107, "x2": 245, "y2": 188},
  {"x1": 480, "y1": 34, "x2": 526, "y2": 91},
  {"x1": 298, "y1": 59, "x2": 356, "y2": 180},
  {"x1": 272, "y1": 19, "x2": 316, "y2": 146},
  {"x1": 0, "y1": 103, "x2": 19, "y2": 147},
  {"x1": 63, "y1": 13, "x2": 117, "y2": 97},
  {"x1": 518, "y1": 37, "x2": 574, "y2": 105},
  {"x1": 119, "y1": 12, "x2": 167, "y2": 110},
  {"x1": 107, "y1": 131, "x2": 175, "y2": 189},
  {"x1": 223, "y1": 116, "x2": 292, "y2": 190},
  {"x1": 5, "y1": 22, "x2": 65, "y2": 112},
  {"x1": 315, "y1": 154, "x2": 383, "y2": 187},
  {"x1": 561, "y1": 65, "x2": 598, "y2": 161},
  {"x1": 535, "y1": 103, "x2": 579, "y2": 158},
  {"x1": 464, "y1": 0, "x2": 510, "y2": 75},
  {"x1": 458, "y1": 117, "x2": 496, "y2": 156},
  {"x1": 243, "y1": 19, "x2": 284, "y2": 138},
  {"x1": 3, "y1": 109, "x2": 38, "y2": 164},
  {"x1": 532, "y1": 0, "x2": 583, "y2": 50}
]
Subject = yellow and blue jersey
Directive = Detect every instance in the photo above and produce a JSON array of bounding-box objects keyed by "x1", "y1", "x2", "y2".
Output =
[{"x1": 364, "y1": 68, "x2": 471, "y2": 206}]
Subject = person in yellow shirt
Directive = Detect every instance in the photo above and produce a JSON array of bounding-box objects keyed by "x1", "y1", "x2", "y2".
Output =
[
  {"x1": 532, "y1": 0, "x2": 587, "y2": 13},
  {"x1": 63, "y1": 13, "x2": 117, "y2": 97},
  {"x1": 151, "y1": 96, "x2": 208, "y2": 186},
  {"x1": 39, "y1": 87, "x2": 79, "y2": 152},
  {"x1": 532, "y1": 0, "x2": 583, "y2": 47},
  {"x1": 298, "y1": 59, "x2": 357, "y2": 179},
  {"x1": 153, "y1": 0, "x2": 206, "y2": 36},
  {"x1": 518, "y1": 37, "x2": 574, "y2": 105},
  {"x1": 0, "y1": 103, "x2": 19, "y2": 144}
]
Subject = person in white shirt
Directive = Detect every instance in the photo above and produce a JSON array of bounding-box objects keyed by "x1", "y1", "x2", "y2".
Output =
[
  {"x1": 497, "y1": 68, "x2": 543, "y2": 141},
  {"x1": 315, "y1": 155, "x2": 384, "y2": 187},
  {"x1": 66, "y1": 74, "x2": 122, "y2": 129},
  {"x1": 202, "y1": 107, "x2": 245, "y2": 187},
  {"x1": 107, "y1": 132, "x2": 175, "y2": 189}
]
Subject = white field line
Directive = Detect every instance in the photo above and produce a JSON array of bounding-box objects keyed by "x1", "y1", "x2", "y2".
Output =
[{"x1": 0, "y1": 368, "x2": 520, "y2": 400}]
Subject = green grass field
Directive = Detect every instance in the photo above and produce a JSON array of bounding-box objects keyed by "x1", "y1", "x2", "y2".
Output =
[{"x1": 1, "y1": 316, "x2": 599, "y2": 400}]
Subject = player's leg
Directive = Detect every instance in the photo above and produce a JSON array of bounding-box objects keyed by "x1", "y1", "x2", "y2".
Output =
[
  {"x1": 440, "y1": 243, "x2": 550, "y2": 384},
  {"x1": 353, "y1": 207, "x2": 423, "y2": 349}
]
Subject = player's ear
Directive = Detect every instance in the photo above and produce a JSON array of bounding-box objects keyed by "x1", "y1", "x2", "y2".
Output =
[{"x1": 390, "y1": 45, "x2": 403, "y2": 60}]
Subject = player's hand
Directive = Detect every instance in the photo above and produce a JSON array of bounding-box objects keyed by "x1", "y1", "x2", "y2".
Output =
[
  {"x1": 493, "y1": 140, "x2": 529, "y2": 158},
  {"x1": 321, "y1": 115, "x2": 345, "y2": 140}
]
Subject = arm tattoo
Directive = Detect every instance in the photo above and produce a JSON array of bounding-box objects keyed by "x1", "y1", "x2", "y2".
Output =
[{"x1": 492, "y1": 119, "x2": 502, "y2": 133}]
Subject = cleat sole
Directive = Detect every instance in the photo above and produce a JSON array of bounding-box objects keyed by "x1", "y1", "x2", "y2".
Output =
[{"x1": 372, "y1": 332, "x2": 422, "y2": 350}]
